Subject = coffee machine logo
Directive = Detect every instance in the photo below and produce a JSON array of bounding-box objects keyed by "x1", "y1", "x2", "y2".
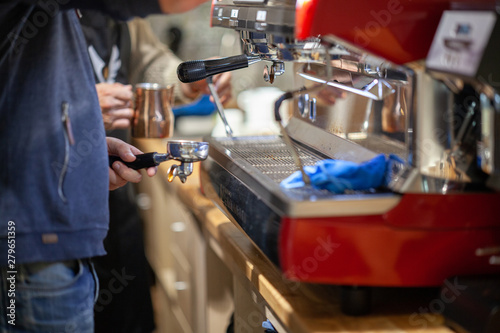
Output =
[{"x1": 427, "y1": 11, "x2": 496, "y2": 77}]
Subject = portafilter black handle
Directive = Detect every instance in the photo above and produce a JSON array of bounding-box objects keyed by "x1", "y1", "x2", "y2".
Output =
[
  {"x1": 109, "y1": 152, "x2": 163, "y2": 170},
  {"x1": 177, "y1": 54, "x2": 250, "y2": 83}
]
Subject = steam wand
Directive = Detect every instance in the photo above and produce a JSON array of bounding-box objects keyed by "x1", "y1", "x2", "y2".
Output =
[
  {"x1": 273, "y1": 41, "x2": 335, "y2": 185},
  {"x1": 206, "y1": 76, "x2": 233, "y2": 137},
  {"x1": 274, "y1": 87, "x2": 311, "y2": 185},
  {"x1": 177, "y1": 54, "x2": 262, "y2": 138}
]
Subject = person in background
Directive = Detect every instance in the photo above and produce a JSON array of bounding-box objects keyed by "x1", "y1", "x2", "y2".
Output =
[
  {"x1": 0, "y1": 1, "x2": 210, "y2": 332},
  {"x1": 79, "y1": 11, "x2": 232, "y2": 332}
]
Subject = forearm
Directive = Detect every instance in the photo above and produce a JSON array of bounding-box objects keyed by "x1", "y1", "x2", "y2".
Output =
[
  {"x1": 20, "y1": 0, "x2": 210, "y2": 20},
  {"x1": 18, "y1": 0, "x2": 162, "y2": 20},
  {"x1": 157, "y1": 0, "x2": 208, "y2": 14}
]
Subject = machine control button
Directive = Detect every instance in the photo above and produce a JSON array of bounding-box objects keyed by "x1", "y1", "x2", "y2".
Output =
[
  {"x1": 309, "y1": 97, "x2": 317, "y2": 122},
  {"x1": 256, "y1": 10, "x2": 267, "y2": 21},
  {"x1": 298, "y1": 94, "x2": 309, "y2": 117},
  {"x1": 255, "y1": 22, "x2": 267, "y2": 31}
]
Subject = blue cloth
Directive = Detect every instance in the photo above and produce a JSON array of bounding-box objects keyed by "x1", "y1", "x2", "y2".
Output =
[
  {"x1": 262, "y1": 319, "x2": 278, "y2": 332},
  {"x1": 173, "y1": 94, "x2": 216, "y2": 117},
  {"x1": 281, "y1": 154, "x2": 396, "y2": 193}
]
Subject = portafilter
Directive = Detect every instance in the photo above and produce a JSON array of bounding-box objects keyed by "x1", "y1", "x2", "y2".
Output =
[{"x1": 109, "y1": 140, "x2": 209, "y2": 183}]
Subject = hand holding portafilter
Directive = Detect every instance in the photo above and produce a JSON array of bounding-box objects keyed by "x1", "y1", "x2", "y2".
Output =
[{"x1": 109, "y1": 140, "x2": 209, "y2": 183}]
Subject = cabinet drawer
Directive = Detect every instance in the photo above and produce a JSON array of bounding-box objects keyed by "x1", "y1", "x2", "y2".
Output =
[
  {"x1": 168, "y1": 203, "x2": 201, "y2": 257},
  {"x1": 172, "y1": 250, "x2": 194, "y2": 330}
]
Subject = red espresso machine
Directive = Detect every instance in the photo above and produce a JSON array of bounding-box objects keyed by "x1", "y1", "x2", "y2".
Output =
[{"x1": 178, "y1": 0, "x2": 500, "y2": 316}]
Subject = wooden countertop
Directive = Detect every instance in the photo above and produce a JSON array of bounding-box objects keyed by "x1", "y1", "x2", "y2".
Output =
[{"x1": 134, "y1": 138, "x2": 454, "y2": 333}]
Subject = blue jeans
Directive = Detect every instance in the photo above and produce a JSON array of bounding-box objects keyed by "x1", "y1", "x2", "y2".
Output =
[{"x1": 0, "y1": 259, "x2": 98, "y2": 333}]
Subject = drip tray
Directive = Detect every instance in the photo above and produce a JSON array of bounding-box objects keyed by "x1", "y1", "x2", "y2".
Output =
[
  {"x1": 201, "y1": 135, "x2": 401, "y2": 218},
  {"x1": 200, "y1": 135, "x2": 401, "y2": 266}
]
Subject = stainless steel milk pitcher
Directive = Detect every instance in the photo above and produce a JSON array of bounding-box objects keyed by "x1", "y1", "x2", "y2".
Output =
[{"x1": 132, "y1": 83, "x2": 174, "y2": 138}]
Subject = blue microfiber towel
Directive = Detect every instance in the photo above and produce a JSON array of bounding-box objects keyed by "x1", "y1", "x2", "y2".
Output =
[
  {"x1": 280, "y1": 154, "x2": 398, "y2": 193},
  {"x1": 172, "y1": 94, "x2": 215, "y2": 117},
  {"x1": 262, "y1": 320, "x2": 278, "y2": 332}
]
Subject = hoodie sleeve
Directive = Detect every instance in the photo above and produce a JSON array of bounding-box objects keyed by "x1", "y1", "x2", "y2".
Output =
[{"x1": 127, "y1": 18, "x2": 193, "y2": 104}]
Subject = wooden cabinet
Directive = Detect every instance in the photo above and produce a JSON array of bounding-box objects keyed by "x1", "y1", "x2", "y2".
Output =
[{"x1": 135, "y1": 162, "x2": 233, "y2": 333}]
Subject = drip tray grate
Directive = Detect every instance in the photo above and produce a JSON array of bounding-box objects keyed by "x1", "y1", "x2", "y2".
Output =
[
  {"x1": 211, "y1": 136, "x2": 383, "y2": 199},
  {"x1": 217, "y1": 136, "x2": 322, "y2": 183}
]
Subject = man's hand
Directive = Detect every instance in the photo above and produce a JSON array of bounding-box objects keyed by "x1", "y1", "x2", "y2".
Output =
[
  {"x1": 181, "y1": 71, "x2": 232, "y2": 105},
  {"x1": 158, "y1": 0, "x2": 208, "y2": 13},
  {"x1": 107, "y1": 137, "x2": 157, "y2": 190},
  {"x1": 96, "y1": 83, "x2": 134, "y2": 130}
]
